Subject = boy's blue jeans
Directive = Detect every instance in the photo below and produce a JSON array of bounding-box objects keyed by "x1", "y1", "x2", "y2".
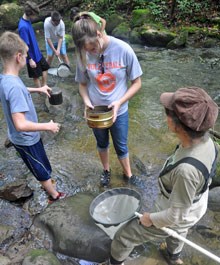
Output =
[{"x1": 92, "y1": 111, "x2": 129, "y2": 160}]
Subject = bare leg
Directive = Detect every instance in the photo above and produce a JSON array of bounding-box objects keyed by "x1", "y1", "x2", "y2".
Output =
[
  {"x1": 40, "y1": 179, "x2": 59, "y2": 199},
  {"x1": 61, "y1": 54, "x2": 70, "y2": 65},
  {"x1": 118, "y1": 156, "x2": 132, "y2": 177},
  {"x1": 33, "y1": 77, "x2": 41, "y2": 88},
  {"x1": 41, "y1": 70, "x2": 48, "y2": 86},
  {"x1": 46, "y1": 55, "x2": 54, "y2": 66},
  {"x1": 98, "y1": 149, "x2": 110, "y2": 171}
]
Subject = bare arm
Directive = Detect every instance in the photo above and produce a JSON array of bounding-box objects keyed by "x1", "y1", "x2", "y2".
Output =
[
  {"x1": 56, "y1": 37, "x2": 63, "y2": 54},
  {"x1": 27, "y1": 85, "x2": 52, "y2": 97},
  {"x1": 79, "y1": 83, "x2": 93, "y2": 109},
  {"x1": 109, "y1": 76, "x2": 141, "y2": 122},
  {"x1": 46, "y1": 38, "x2": 55, "y2": 51},
  {"x1": 12, "y1": 112, "x2": 61, "y2": 134},
  {"x1": 79, "y1": 83, "x2": 94, "y2": 118}
]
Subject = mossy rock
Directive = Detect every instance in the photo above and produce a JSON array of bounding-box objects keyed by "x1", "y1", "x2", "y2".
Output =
[
  {"x1": 130, "y1": 28, "x2": 145, "y2": 45},
  {"x1": 22, "y1": 249, "x2": 61, "y2": 265},
  {"x1": 202, "y1": 38, "x2": 218, "y2": 48},
  {"x1": 205, "y1": 27, "x2": 220, "y2": 39},
  {"x1": 131, "y1": 8, "x2": 153, "y2": 28},
  {"x1": 112, "y1": 22, "x2": 131, "y2": 41},
  {"x1": 140, "y1": 24, "x2": 176, "y2": 47},
  {"x1": 0, "y1": 3, "x2": 23, "y2": 30},
  {"x1": 106, "y1": 14, "x2": 124, "y2": 34},
  {"x1": 181, "y1": 26, "x2": 204, "y2": 34},
  {"x1": 167, "y1": 31, "x2": 188, "y2": 49}
]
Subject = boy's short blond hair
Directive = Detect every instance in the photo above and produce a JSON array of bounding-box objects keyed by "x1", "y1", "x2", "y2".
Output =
[{"x1": 0, "y1": 31, "x2": 27, "y2": 62}]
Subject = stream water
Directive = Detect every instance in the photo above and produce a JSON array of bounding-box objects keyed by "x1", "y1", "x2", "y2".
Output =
[{"x1": 0, "y1": 32, "x2": 220, "y2": 265}]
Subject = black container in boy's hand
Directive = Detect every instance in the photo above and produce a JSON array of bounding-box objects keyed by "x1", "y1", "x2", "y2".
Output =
[{"x1": 49, "y1": 88, "x2": 63, "y2": 105}]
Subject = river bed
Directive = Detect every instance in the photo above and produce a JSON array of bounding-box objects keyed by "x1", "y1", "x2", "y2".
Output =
[{"x1": 0, "y1": 31, "x2": 220, "y2": 265}]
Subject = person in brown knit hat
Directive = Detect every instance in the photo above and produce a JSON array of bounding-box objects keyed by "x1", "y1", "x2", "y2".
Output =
[{"x1": 109, "y1": 87, "x2": 218, "y2": 265}]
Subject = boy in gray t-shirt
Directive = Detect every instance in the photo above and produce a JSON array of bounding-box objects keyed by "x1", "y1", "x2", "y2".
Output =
[{"x1": 0, "y1": 31, "x2": 66, "y2": 204}]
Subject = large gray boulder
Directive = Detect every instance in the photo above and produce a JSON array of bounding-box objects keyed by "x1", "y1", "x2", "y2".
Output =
[
  {"x1": 0, "y1": 3, "x2": 23, "y2": 30},
  {"x1": 0, "y1": 199, "x2": 32, "y2": 248},
  {"x1": 34, "y1": 192, "x2": 112, "y2": 263},
  {"x1": 140, "y1": 25, "x2": 176, "y2": 47},
  {"x1": 208, "y1": 187, "x2": 220, "y2": 211}
]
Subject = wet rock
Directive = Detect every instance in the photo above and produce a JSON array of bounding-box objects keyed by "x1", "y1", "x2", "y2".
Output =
[
  {"x1": 0, "y1": 199, "x2": 32, "y2": 251},
  {"x1": 0, "y1": 223, "x2": 14, "y2": 246},
  {"x1": 34, "y1": 192, "x2": 111, "y2": 263},
  {"x1": 208, "y1": 187, "x2": 220, "y2": 211},
  {"x1": 0, "y1": 255, "x2": 11, "y2": 265},
  {"x1": 22, "y1": 249, "x2": 62, "y2": 265},
  {"x1": 0, "y1": 178, "x2": 33, "y2": 201},
  {"x1": 140, "y1": 25, "x2": 176, "y2": 47},
  {"x1": 167, "y1": 31, "x2": 188, "y2": 49}
]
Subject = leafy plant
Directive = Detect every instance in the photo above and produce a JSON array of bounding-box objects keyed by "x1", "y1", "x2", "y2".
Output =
[
  {"x1": 148, "y1": 0, "x2": 168, "y2": 21},
  {"x1": 81, "y1": 0, "x2": 148, "y2": 18}
]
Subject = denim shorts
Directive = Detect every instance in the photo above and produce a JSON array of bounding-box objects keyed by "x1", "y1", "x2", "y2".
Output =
[
  {"x1": 92, "y1": 111, "x2": 129, "y2": 159},
  {"x1": 13, "y1": 139, "x2": 52, "y2": 181},
  {"x1": 46, "y1": 39, "x2": 67, "y2": 56}
]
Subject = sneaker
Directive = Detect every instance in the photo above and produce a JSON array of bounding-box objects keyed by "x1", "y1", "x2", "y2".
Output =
[
  {"x1": 100, "y1": 170, "x2": 111, "y2": 187},
  {"x1": 123, "y1": 174, "x2": 142, "y2": 185},
  {"x1": 48, "y1": 192, "x2": 66, "y2": 204},
  {"x1": 159, "y1": 242, "x2": 183, "y2": 265}
]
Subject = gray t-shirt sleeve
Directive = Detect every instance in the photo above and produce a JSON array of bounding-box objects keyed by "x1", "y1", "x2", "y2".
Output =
[
  {"x1": 9, "y1": 85, "x2": 29, "y2": 113},
  {"x1": 75, "y1": 37, "x2": 142, "y2": 115}
]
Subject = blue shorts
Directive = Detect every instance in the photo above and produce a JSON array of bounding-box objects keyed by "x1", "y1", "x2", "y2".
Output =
[
  {"x1": 92, "y1": 111, "x2": 129, "y2": 160},
  {"x1": 13, "y1": 139, "x2": 52, "y2": 181},
  {"x1": 46, "y1": 39, "x2": 67, "y2": 56}
]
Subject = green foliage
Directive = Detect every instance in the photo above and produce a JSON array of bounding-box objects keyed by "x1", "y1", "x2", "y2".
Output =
[
  {"x1": 148, "y1": 0, "x2": 168, "y2": 21},
  {"x1": 78, "y1": 0, "x2": 218, "y2": 27},
  {"x1": 81, "y1": 0, "x2": 148, "y2": 18},
  {"x1": 176, "y1": 0, "x2": 209, "y2": 18},
  {"x1": 147, "y1": 0, "x2": 213, "y2": 26}
]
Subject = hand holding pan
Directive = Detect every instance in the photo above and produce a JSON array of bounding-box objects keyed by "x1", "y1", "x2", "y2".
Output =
[
  {"x1": 135, "y1": 212, "x2": 220, "y2": 263},
  {"x1": 57, "y1": 56, "x2": 72, "y2": 78}
]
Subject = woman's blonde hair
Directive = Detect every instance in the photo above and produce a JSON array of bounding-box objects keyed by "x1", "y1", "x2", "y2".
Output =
[
  {"x1": 71, "y1": 12, "x2": 101, "y2": 68},
  {"x1": 0, "y1": 31, "x2": 27, "y2": 62}
]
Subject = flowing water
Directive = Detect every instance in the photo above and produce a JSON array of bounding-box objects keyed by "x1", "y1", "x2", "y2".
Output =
[{"x1": 0, "y1": 32, "x2": 220, "y2": 264}]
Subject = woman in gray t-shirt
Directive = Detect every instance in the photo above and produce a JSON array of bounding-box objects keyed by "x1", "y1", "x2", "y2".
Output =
[{"x1": 72, "y1": 15, "x2": 143, "y2": 188}]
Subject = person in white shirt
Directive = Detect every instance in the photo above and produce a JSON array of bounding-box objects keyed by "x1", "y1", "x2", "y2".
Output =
[{"x1": 44, "y1": 11, "x2": 70, "y2": 66}]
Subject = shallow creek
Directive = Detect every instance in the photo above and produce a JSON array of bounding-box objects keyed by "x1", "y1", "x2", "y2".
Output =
[{"x1": 0, "y1": 36, "x2": 220, "y2": 265}]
